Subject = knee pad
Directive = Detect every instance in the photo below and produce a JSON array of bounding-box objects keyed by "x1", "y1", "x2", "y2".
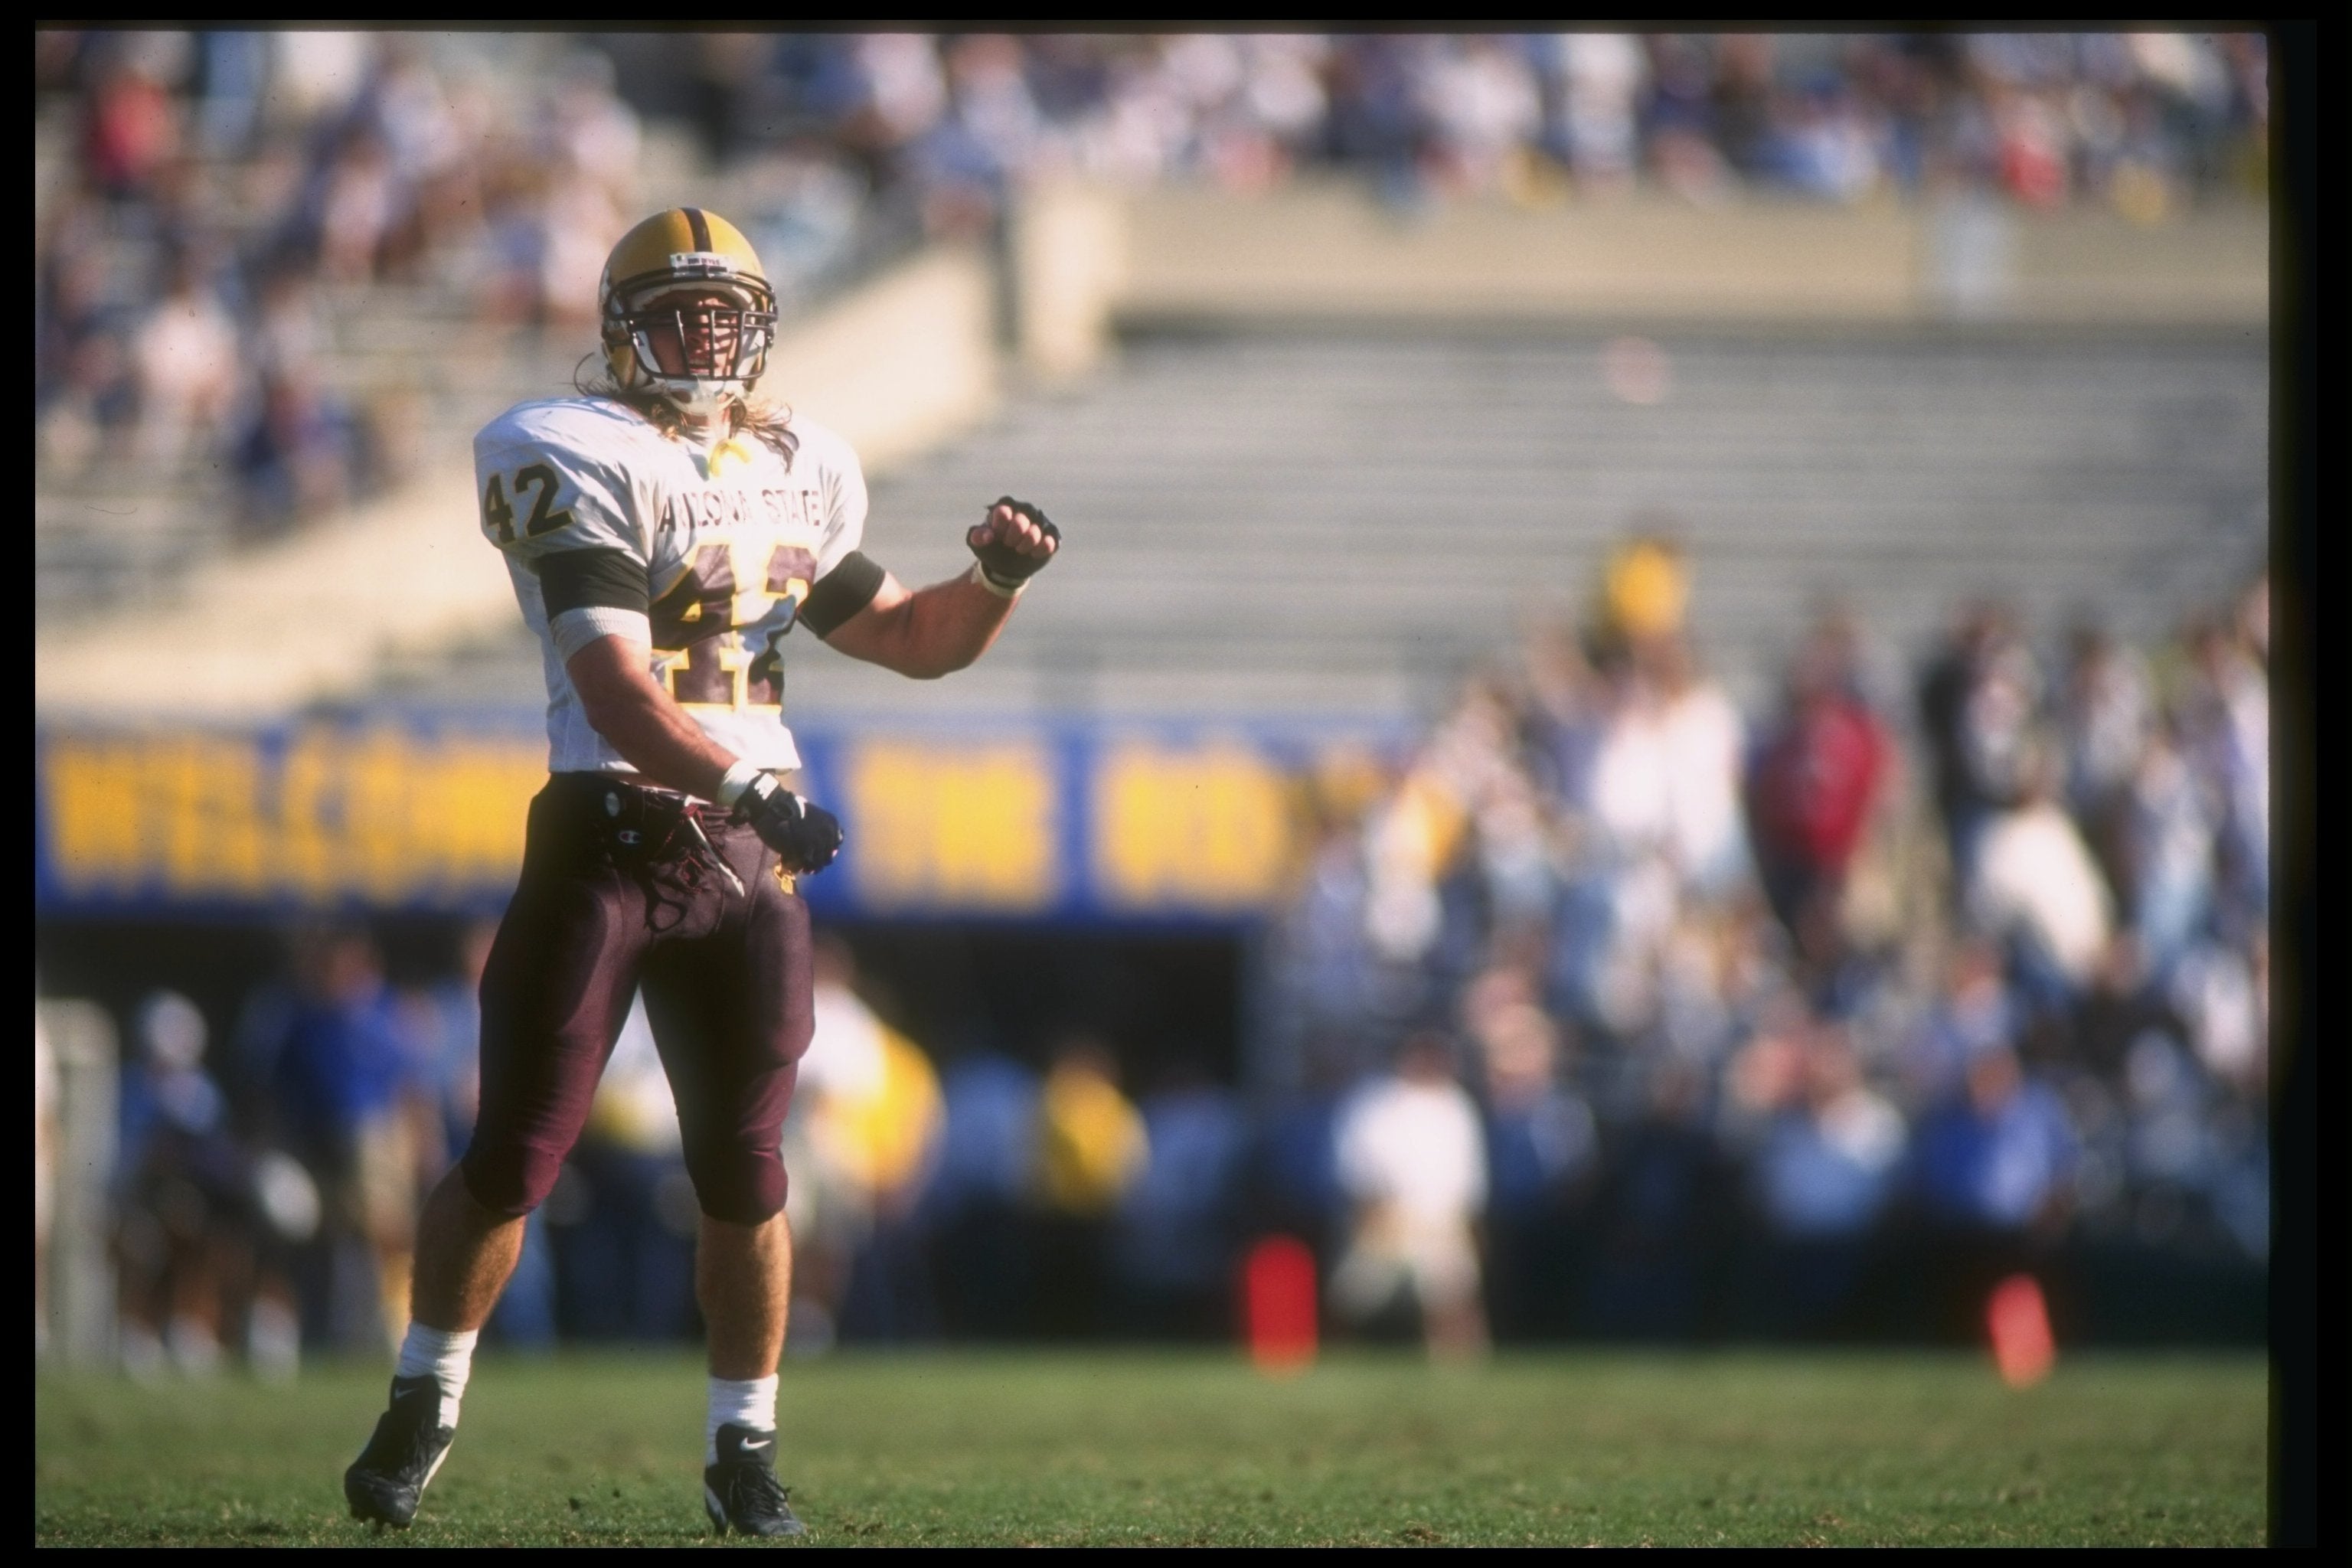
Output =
[
  {"x1": 459, "y1": 1139, "x2": 566, "y2": 1220},
  {"x1": 683, "y1": 1144, "x2": 789, "y2": 1227}
]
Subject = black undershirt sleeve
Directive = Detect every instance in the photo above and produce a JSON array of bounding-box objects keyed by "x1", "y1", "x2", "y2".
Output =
[
  {"x1": 537, "y1": 547, "x2": 650, "y2": 618},
  {"x1": 799, "y1": 550, "x2": 887, "y2": 638}
]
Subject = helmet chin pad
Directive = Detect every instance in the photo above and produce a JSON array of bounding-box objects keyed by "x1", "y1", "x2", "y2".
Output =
[{"x1": 645, "y1": 375, "x2": 752, "y2": 420}]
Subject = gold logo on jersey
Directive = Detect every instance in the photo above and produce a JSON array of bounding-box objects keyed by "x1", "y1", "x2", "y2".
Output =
[{"x1": 703, "y1": 436, "x2": 756, "y2": 479}]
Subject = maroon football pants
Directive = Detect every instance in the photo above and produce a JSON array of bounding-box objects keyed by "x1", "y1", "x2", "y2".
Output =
[{"x1": 460, "y1": 773, "x2": 813, "y2": 1227}]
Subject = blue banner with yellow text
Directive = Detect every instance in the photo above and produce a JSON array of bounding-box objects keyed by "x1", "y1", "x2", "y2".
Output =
[{"x1": 34, "y1": 715, "x2": 1404, "y2": 925}]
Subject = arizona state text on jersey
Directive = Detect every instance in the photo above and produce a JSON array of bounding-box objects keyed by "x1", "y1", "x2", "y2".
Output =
[{"x1": 474, "y1": 396, "x2": 868, "y2": 776}]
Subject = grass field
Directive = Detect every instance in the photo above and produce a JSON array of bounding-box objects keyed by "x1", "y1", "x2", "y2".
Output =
[{"x1": 37, "y1": 1350, "x2": 2266, "y2": 1547}]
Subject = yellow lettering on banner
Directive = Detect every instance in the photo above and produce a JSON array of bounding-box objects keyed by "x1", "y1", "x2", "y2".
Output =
[
  {"x1": 1096, "y1": 742, "x2": 1294, "y2": 910},
  {"x1": 291, "y1": 729, "x2": 542, "y2": 899},
  {"x1": 43, "y1": 740, "x2": 149, "y2": 893},
  {"x1": 341, "y1": 728, "x2": 419, "y2": 901},
  {"x1": 41, "y1": 727, "x2": 545, "y2": 906},
  {"x1": 406, "y1": 740, "x2": 540, "y2": 887},
  {"x1": 276, "y1": 729, "x2": 345, "y2": 900},
  {"x1": 846, "y1": 740, "x2": 1057, "y2": 910},
  {"x1": 158, "y1": 736, "x2": 267, "y2": 897}
]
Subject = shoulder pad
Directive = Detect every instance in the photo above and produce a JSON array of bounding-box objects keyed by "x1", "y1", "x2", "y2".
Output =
[{"x1": 476, "y1": 397, "x2": 648, "y2": 460}]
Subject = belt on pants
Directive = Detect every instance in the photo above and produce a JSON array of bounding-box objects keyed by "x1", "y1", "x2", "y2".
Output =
[{"x1": 548, "y1": 773, "x2": 795, "y2": 897}]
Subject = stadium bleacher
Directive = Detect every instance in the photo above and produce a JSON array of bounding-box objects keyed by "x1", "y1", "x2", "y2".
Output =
[
  {"x1": 38, "y1": 28, "x2": 2272, "y2": 686},
  {"x1": 377, "y1": 322, "x2": 2268, "y2": 723},
  {"x1": 35, "y1": 289, "x2": 583, "y2": 622}
]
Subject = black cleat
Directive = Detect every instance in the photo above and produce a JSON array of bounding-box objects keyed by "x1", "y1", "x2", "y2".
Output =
[
  {"x1": 704, "y1": 1423, "x2": 805, "y2": 1538},
  {"x1": 344, "y1": 1374, "x2": 456, "y2": 1528}
]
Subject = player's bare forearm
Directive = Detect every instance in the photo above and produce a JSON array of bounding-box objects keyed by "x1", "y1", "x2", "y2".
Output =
[
  {"x1": 565, "y1": 633, "x2": 738, "y2": 797},
  {"x1": 822, "y1": 498, "x2": 1058, "y2": 677},
  {"x1": 820, "y1": 569, "x2": 1018, "y2": 679}
]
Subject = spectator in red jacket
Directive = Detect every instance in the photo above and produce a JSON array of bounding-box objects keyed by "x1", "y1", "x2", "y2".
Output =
[{"x1": 1745, "y1": 611, "x2": 1891, "y2": 984}]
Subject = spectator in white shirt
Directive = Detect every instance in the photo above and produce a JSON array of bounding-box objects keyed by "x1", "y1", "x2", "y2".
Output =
[
  {"x1": 1968, "y1": 744, "x2": 2115, "y2": 1003},
  {"x1": 131, "y1": 254, "x2": 240, "y2": 465},
  {"x1": 1329, "y1": 1032, "x2": 1490, "y2": 1360}
]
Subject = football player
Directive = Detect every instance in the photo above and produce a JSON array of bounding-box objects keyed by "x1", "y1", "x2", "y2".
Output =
[{"x1": 343, "y1": 207, "x2": 1058, "y2": 1537}]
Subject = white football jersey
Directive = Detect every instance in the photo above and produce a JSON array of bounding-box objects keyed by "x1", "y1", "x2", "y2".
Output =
[{"x1": 474, "y1": 396, "x2": 867, "y2": 777}]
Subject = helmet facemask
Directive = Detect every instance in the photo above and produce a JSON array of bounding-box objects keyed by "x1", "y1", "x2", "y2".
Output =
[{"x1": 603, "y1": 270, "x2": 778, "y2": 423}]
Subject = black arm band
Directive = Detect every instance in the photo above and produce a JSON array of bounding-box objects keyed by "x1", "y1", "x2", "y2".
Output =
[
  {"x1": 537, "y1": 547, "x2": 650, "y2": 617},
  {"x1": 800, "y1": 550, "x2": 887, "y2": 638}
]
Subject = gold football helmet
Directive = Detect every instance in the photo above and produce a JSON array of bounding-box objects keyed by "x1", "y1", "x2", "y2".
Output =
[{"x1": 597, "y1": 207, "x2": 778, "y2": 421}]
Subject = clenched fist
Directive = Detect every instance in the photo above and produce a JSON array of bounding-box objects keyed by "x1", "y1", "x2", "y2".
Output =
[{"x1": 967, "y1": 496, "x2": 1060, "y2": 593}]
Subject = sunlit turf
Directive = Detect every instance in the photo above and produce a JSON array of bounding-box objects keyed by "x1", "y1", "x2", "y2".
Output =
[{"x1": 37, "y1": 1349, "x2": 2265, "y2": 1546}]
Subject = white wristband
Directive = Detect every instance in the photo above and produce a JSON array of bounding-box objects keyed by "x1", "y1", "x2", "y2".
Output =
[
  {"x1": 969, "y1": 560, "x2": 1025, "y2": 599},
  {"x1": 714, "y1": 760, "x2": 765, "y2": 809}
]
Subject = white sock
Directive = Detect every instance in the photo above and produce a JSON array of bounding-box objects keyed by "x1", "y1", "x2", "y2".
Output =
[
  {"x1": 396, "y1": 1324, "x2": 479, "y2": 1430},
  {"x1": 707, "y1": 1374, "x2": 778, "y2": 1463}
]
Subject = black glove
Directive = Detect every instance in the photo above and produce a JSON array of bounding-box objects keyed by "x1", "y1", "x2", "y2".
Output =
[
  {"x1": 967, "y1": 495, "x2": 1060, "y2": 591},
  {"x1": 735, "y1": 773, "x2": 842, "y2": 874}
]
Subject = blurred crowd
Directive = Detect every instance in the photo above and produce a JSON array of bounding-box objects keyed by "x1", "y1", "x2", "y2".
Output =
[
  {"x1": 615, "y1": 30, "x2": 2268, "y2": 221},
  {"x1": 44, "y1": 546, "x2": 2269, "y2": 1375},
  {"x1": 60, "y1": 921, "x2": 1223, "y2": 1372},
  {"x1": 1264, "y1": 539, "x2": 2272, "y2": 1351},
  {"x1": 35, "y1": 30, "x2": 649, "y2": 534},
  {"x1": 38, "y1": 30, "x2": 2268, "y2": 536}
]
